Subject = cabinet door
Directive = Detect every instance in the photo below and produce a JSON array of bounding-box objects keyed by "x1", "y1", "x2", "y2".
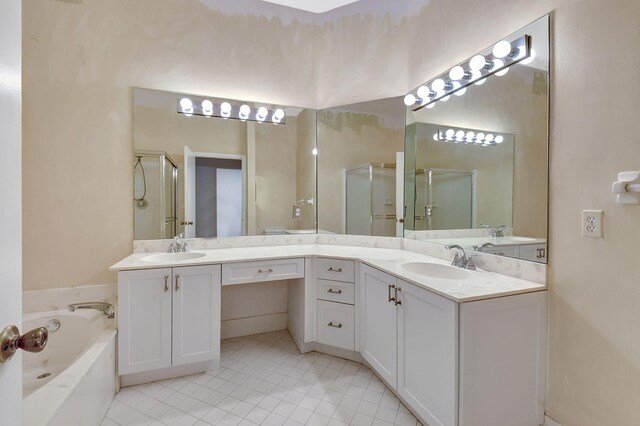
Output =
[
  {"x1": 118, "y1": 268, "x2": 172, "y2": 375},
  {"x1": 172, "y1": 265, "x2": 221, "y2": 365},
  {"x1": 397, "y1": 280, "x2": 457, "y2": 426},
  {"x1": 360, "y1": 265, "x2": 398, "y2": 388},
  {"x1": 518, "y1": 243, "x2": 547, "y2": 262}
]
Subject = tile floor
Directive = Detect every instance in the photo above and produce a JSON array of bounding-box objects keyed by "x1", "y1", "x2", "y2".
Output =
[{"x1": 102, "y1": 331, "x2": 421, "y2": 426}]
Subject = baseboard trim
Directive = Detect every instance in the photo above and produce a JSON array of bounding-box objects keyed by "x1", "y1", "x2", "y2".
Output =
[
  {"x1": 221, "y1": 313, "x2": 287, "y2": 339},
  {"x1": 120, "y1": 359, "x2": 220, "y2": 387},
  {"x1": 544, "y1": 415, "x2": 562, "y2": 426}
]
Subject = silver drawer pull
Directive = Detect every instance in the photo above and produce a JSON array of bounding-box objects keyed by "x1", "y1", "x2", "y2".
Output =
[
  {"x1": 258, "y1": 268, "x2": 274, "y2": 273},
  {"x1": 327, "y1": 289, "x2": 343, "y2": 294},
  {"x1": 327, "y1": 322, "x2": 343, "y2": 328},
  {"x1": 328, "y1": 267, "x2": 343, "y2": 272},
  {"x1": 164, "y1": 275, "x2": 169, "y2": 292}
]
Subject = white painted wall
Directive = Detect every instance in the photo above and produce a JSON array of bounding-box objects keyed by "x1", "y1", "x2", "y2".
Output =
[{"x1": 0, "y1": 1, "x2": 22, "y2": 424}]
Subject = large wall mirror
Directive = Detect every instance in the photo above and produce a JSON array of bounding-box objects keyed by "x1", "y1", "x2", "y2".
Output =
[
  {"x1": 317, "y1": 98, "x2": 405, "y2": 236},
  {"x1": 133, "y1": 88, "x2": 317, "y2": 240},
  {"x1": 403, "y1": 16, "x2": 549, "y2": 263}
]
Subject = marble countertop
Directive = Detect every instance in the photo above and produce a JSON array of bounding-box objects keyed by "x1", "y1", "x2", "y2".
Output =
[{"x1": 110, "y1": 245, "x2": 546, "y2": 303}]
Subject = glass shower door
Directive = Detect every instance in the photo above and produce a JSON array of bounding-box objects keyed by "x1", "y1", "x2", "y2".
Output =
[{"x1": 415, "y1": 169, "x2": 474, "y2": 230}]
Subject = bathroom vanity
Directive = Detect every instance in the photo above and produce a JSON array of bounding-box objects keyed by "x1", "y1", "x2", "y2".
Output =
[{"x1": 111, "y1": 240, "x2": 547, "y2": 426}]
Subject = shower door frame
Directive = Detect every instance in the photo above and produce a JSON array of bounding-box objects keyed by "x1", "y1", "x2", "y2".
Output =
[
  {"x1": 345, "y1": 163, "x2": 397, "y2": 236},
  {"x1": 134, "y1": 150, "x2": 179, "y2": 239},
  {"x1": 415, "y1": 168, "x2": 476, "y2": 230}
]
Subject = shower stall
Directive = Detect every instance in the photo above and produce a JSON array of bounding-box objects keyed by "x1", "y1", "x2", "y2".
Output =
[
  {"x1": 133, "y1": 152, "x2": 178, "y2": 240},
  {"x1": 345, "y1": 163, "x2": 396, "y2": 237},
  {"x1": 414, "y1": 168, "x2": 475, "y2": 230}
]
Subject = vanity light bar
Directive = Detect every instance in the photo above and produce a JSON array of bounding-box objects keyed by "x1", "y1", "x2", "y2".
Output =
[
  {"x1": 177, "y1": 98, "x2": 286, "y2": 124},
  {"x1": 433, "y1": 127, "x2": 506, "y2": 147},
  {"x1": 404, "y1": 34, "x2": 531, "y2": 111}
]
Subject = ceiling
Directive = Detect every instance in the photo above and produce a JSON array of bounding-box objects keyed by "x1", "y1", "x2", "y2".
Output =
[{"x1": 257, "y1": 0, "x2": 361, "y2": 14}]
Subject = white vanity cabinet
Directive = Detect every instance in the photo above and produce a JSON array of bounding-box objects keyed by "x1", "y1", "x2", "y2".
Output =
[
  {"x1": 118, "y1": 265, "x2": 221, "y2": 375},
  {"x1": 315, "y1": 258, "x2": 356, "y2": 351},
  {"x1": 360, "y1": 264, "x2": 547, "y2": 426},
  {"x1": 361, "y1": 265, "x2": 457, "y2": 425}
]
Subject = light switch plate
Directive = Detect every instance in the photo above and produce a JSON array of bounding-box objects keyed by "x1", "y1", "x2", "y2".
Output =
[{"x1": 582, "y1": 210, "x2": 603, "y2": 238}]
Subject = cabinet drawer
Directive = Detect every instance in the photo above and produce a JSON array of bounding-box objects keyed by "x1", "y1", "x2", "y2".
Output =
[
  {"x1": 483, "y1": 245, "x2": 520, "y2": 258},
  {"x1": 317, "y1": 279, "x2": 355, "y2": 305},
  {"x1": 222, "y1": 258, "x2": 304, "y2": 285},
  {"x1": 317, "y1": 300, "x2": 355, "y2": 351},
  {"x1": 315, "y1": 258, "x2": 355, "y2": 282},
  {"x1": 518, "y1": 243, "x2": 547, "y2": 262}
]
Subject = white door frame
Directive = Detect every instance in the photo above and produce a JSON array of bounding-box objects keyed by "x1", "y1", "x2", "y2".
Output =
[
  {"x1": 184, "y1": 147, "x2": 247, "y2": 237},
  {"x1": 0, "y1": 1, "x2": 22, "y2": 424}
]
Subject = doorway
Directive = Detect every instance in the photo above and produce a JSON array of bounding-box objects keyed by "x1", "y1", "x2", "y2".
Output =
[{"x1": 184, "y1": 147, "x2": 246, "y2": 238}]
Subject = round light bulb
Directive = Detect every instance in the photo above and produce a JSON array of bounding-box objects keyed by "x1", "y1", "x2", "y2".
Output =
[
  {"x1": 455, "y1": 87, "x2": 467, "y2": 97},
  {"x1": 445, "y1": 129, "x2": 455, "y2": 138},
  {"x1": 220, "y1": 102, "x2": 232, "y2": 116},
  {"x1": 440, "y1": 95, "x2": 451, "y2": 102},
  {"x1": 257, "y1": 107, "x2": 268, "y2": 120},
  {"x1": 492, "y1": 40, "x2": 512, "y2": 59},
  {"x1": 426, "y1": 103, "x2": 435, "y2": 109},
  {"x1": 469, "y1": 55, "x2": 487, "y2": 71},
  {"x1": 416, "y1": 86, "x2": 431, "y2": 100},
  {"x1": 496, "y1": 67, "x2": 510, "y2": 77},
  {"x1": 476, "y1": 132, "x2": 486, "y2": 142},
  {"x1": 449, "y1": 66, "x2": 465, "y2": 81},
  {"x1": 521, "y1": 48, "x2": 536, "y2": 65},
  {"x1": 239, "y1": 104, "x2": 250, "y2": 119},
  {"x1": 433, "y1": 133, "x2": 439, "y2": 141},
  {"x1": 474, "y1": 78, "x2": 487, "y2": 86},
  {"x1": 403, "y1": 94, "x2": 417, "y2": 106},
  {"x1": 274, "y1": 109, "x2": 285, "y2": 120},
  {"x1": 201, "y1": 100, "x2": 213, "y2": 116},
  {"x1": 495, "y1": 135, "x2": 504, "y2": 144},
  {"x1": 312, "y1": 148, "x2": 318, "y2": 156},
  {"x1": 485, "y1": 134, "x2": 494, "y2": 142},
  {"x1": 179, "y1": 98, "x2": 193, "y2": 112},
  {"x1": 431, "y1": 78, "x2": 445, "y2": 92},
  {"x1": 455, "y1": 130, "x2": 465, "y2": 140},
  {"x1": 491, "y1": 59, "x2": 505, "y2": 72}
]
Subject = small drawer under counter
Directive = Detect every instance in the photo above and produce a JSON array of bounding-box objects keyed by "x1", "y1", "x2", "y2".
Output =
[
  {"x1": 222, "y1": 258, "x2": 304, "y2": 285},
  {"x1": 317, "y1": 300, "x2": 355, "y2": 351},
  {"x1": 317, "y1": 279, "x2": 355, "y2": 305},
  {"x1": 315, "y1": 258, "x2": 355, "y2": 283}
]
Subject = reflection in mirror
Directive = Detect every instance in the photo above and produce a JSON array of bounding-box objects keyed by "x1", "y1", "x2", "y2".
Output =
[
  {"x1": 403, "y1": 16, "x2": 549, "y2": 263},
  {"x1": 317, "y1": 98, "x2": 405, "y2": 236},
  {"x1": 133, "y1": 88, "x2": 317, "y2": 240}
]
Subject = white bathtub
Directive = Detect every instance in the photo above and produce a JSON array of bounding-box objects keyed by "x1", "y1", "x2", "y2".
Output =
[{"x1": 22, "y1": 309, "x2": 117, "y2": 426}]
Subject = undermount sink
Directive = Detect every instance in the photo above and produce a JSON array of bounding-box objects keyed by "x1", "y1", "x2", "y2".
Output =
[
  {"x1": 141, "y1": 252, "x2": 206, "y2": 263},
  {"x1": 402, "y1": 262, "x2": 472, "y2": 280}
]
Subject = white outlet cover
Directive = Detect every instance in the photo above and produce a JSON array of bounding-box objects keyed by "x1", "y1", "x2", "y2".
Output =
[{"x1": 582, "y1": 210, "x2": 603, "y2": 238}]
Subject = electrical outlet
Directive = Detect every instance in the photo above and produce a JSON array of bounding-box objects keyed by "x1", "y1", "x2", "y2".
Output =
[{"x1": 582, "y1": 210, "x2": 603, "y2": 238}]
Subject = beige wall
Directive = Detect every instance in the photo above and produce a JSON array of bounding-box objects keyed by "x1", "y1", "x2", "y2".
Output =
[
  {"x1": 22, "y1": 0, "x2": 322, "y2": 290},
  {"x1": 22, "y1": 1, "x2": 640, "y2": 424}
]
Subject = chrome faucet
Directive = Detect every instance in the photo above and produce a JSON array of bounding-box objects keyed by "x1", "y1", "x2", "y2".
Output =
[
  {"x1": 68, "y1": 302, "x2": 115, "y2": 319},
  {"x1": 493, "y1": 225, "x2": 511, "y2": 238},
  {"x1": 445, "y1": 245, "x2": 476, "y2": 270},
  {"x1": 474, "y1": 242, "x2": 496, "y2": 252},
  {"x1": 168, "y1": 233, "x2": 189, "y2": 253}
]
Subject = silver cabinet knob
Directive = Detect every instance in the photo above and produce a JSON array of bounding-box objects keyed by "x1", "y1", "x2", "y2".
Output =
[{"x1": 1, "y1": 325, "x2": 49, "y2": 363}]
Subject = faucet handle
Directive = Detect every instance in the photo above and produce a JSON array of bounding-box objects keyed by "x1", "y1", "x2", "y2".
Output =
[
  {"x1": 181, "y1": 241, "x2": 190, "y2": 252},
  {"x1": 464, "y1": 256, "x2": 477, "y2": 270}
]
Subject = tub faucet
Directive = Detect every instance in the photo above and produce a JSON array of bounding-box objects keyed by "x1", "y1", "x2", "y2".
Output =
[
  {"x1": 493, "y1": 225, "x2": 511, "y2": 238},
  {"x1": 67, "y1": 302, "x2": 115, "y2": 319}
]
